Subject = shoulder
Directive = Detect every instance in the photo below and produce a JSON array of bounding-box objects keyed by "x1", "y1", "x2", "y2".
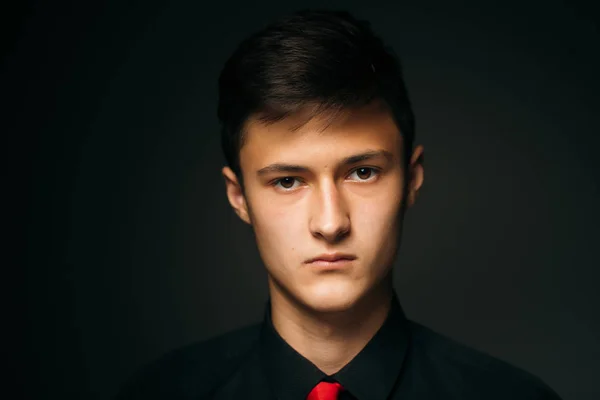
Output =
[
  {"x1": 407, "y1": 321, "x2": 562, "y2": 399},
  {"x1": 116, "y1": 323, "x2": 262, "y2": 400}
]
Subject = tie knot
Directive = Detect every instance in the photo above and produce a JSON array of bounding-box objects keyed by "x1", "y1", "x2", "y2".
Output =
[{"x1": 306, "y1": 381, "x2": 345, "y2": 400}]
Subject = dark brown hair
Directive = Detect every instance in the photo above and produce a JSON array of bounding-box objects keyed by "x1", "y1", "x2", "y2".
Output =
[{"x1": 217, "y1": 9, "x2": 415, "y2": 183}]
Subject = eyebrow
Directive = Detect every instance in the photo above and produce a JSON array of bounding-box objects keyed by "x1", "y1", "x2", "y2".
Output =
[{"x1": 256, "y1": 149, "x2": 394, "y2": 176}]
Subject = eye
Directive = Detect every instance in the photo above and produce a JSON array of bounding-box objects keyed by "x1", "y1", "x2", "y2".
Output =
[
  {"x1": 273, "y1": 177, "x2": 301, "y2": 191},
  {"x1": 348, "y1": 167, "x2": 379, "y2": 181}
]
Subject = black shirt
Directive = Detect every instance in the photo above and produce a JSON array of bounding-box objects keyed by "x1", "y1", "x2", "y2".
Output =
[{"x1": 117, "y1": 291, "x2": 561, "y2": 399}]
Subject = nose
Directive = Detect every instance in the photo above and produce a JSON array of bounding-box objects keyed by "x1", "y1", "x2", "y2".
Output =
[{"x1": 309, "y1": 181, "x2": 351, "y2": 243}]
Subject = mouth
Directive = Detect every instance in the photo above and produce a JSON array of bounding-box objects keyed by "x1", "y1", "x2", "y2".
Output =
[{"x1": 305, "y1": 253, "x2": 356, "y2": 269}]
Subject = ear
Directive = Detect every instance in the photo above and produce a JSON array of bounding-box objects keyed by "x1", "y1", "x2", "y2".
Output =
[
  {"x1": 405, "y1": 145, "x2": 425, "y2": 208},
  {"x1": 222, "y1": 166, "x2": 252, "y2": 225}
]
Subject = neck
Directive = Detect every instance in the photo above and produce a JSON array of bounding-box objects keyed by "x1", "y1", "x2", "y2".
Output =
[{"x1": 268, "y1": 277, "x2": 394, "y2": 375}]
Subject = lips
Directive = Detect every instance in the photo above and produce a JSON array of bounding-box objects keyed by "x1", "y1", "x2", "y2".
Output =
[{"x1": 306, "y1": 253, "x2": 356, "y2": 263}]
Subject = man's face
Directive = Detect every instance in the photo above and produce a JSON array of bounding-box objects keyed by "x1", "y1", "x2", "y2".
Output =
[{"x1": 223, "y1": 101, "x2": 424, "y2": 313}]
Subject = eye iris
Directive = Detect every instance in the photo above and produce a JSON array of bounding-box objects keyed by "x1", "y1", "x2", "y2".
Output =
[
  {"x1": 280, "y1": 177, "x2": 295, "y2": 188},
  {"x1": 357, "y1": 168, "x2": 372, "y2": 179}
]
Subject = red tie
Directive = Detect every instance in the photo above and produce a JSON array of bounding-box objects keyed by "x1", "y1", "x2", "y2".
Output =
[{"x1": 306, "y1": 381, "x2": 345, "y2": 400}]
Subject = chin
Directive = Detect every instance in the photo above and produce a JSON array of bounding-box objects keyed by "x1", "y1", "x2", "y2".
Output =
[{"x1": 301, "y1": 281, "x2": 363, "y2": 313}]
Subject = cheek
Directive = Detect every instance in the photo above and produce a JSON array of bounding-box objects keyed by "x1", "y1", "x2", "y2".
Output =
[
  {"x1": 250, "y1": 199, "x2": 305, "y2": 259},
  {"x1": 354, "y1": 205, "x2": 400, "y2": 247},
  {"x1": 354, "y1": 187, "x2": 403, "y2": 238},
  {"x1": 352, "y1": 201, "x2": 401, "y2": 281}
]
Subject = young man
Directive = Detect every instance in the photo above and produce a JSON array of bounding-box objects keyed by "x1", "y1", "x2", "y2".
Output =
[{"x1": 118, "y1": 9, "x2": 561, "y2": 400}]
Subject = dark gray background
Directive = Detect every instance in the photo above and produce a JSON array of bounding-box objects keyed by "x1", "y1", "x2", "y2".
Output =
[{"x1": 5, "y1": 0, "x2": 599, "y2": 399}]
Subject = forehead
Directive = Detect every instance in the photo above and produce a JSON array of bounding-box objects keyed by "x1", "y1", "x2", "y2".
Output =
[{"x1": 240, "y1": 102, "x2": 402, "y2": 168}]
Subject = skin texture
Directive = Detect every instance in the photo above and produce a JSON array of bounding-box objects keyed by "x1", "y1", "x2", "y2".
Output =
[{"x1": 223, "y1": 100, "x2": 424, "y2": 374}]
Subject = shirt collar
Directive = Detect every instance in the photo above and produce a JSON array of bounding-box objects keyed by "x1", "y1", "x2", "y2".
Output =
[{"x1": 259, "y1": 290, "x2": 410, "y2": 400}]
